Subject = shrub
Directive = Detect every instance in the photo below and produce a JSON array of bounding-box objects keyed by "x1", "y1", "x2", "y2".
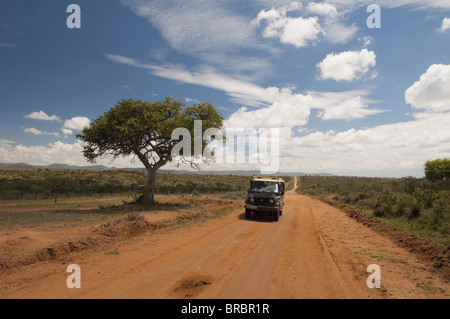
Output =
[{"x1": 415, "y1": 189, "x2": 437, "y2": 209}]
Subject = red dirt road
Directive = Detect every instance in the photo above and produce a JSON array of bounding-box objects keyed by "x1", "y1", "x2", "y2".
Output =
[{"x1": 1, "y1": 179, "x2": 449, "y2": 298}]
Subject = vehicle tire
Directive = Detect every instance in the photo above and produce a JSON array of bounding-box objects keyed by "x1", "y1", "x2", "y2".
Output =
[
  {"x1": 273, "y1": 211, "x2": 279, "y2": 222},
  {"x1": 245, "y1": 209, "x2": 251, "y2": 219},
  {"x1": 279, "y1": 210, "x2": 283, "y2": 216}
]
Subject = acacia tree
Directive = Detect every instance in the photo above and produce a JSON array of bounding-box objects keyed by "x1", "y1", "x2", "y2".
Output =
[
  {"x1": 76, "y1": 98, "x2": 224, "y2": 204},
  {"x1": 425, "y1": 158, "x2": 450, "y2": 182}
]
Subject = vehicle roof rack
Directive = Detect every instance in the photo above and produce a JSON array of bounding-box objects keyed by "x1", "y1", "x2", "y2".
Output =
[{"x1": 251, "y1": 176, "x2": 285, "y2": 183}]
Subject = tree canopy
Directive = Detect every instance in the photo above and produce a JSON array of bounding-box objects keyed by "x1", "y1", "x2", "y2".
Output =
[
  {"x1": 76, "y1": 98, "x2": 224, "y2": 204},
  {"x1": 425, "y1": 158, "x2": 450, "y2": 182}
]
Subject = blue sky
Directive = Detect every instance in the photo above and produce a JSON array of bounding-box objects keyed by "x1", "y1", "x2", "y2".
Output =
[{"x1": 1, "y1": 0, "x2": 450, "y2": 177}]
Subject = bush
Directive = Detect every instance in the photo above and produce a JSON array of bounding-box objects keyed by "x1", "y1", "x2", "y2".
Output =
[
  {"x1": 395, "y1": 194, "x2": 421, "y2": 219},
  {"x1": 415, "y1": 189, "x2": 437, "y2": 209},
  {"x1": 296, "y1": 175, "x2": 448, "y2": 245}
]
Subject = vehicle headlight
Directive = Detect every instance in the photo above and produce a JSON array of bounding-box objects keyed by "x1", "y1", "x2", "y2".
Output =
[
  {"x1": 250, "y1": 197, "x2": 254, "y2": 202},
  {"x1": 269, "y1": 199, "x2": 274, "y2": 204}
]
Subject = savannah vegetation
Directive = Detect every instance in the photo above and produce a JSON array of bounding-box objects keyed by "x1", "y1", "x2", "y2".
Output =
[
  {"x1": 0, "y1": 168, "x2": 294, "y2": 200},
  {"x1": 0, "y1": 169, "x2": 252, "y2": 200},
  {"x1": 297, "y1": 158, "x2": 450, "y2": 245}
]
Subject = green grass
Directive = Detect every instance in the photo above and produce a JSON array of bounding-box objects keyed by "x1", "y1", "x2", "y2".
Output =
[{"x1": 354, "y1": 249, "x2": 398, "y2": 264}]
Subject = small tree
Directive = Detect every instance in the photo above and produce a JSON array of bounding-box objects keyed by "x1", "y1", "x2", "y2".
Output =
[
  {"x1": 76, "y1": 98, "x2": 224, "y2": 204},
  {"x1": 424, "y1": 158, "x2": 450, "y2": 182}
]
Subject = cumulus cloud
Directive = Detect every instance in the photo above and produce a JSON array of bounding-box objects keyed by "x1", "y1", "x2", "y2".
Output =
[
  {"x1": 62, "y1": 116, "x2": 90, "y2": 132},
  {"x1": 24, "y1": 127, "x2": 59, "y2": 137},
  {"x1": 405, "y1": 64, "x2": 450, "y2": 112},
  {"x1": 24, "y1": 110, "x2": 61, "y2": 121},
  {"x1": 437, "y1": 17, "x2": 450, "y2": 33},
  {"x1": 225, "y1": 91, "x2": 311, "y2": 129},
  {"x1": 224, "y1": 89, "x2": 383, "y2": 129},
  {"x1": 220, "y1": 109, "x2": 450, "y2": 177},
  {"x1": 253, "y1": 1, "x2": 358, "y2": 47},
  {"x1": 285, "y1": 111, "x2": 450, "y2": 176},
  {"x1": 253, "y1": 3, "x2": 324, "y2": 48},
  {"x1": 317, "y1": 49, "x2": 377, "y2": 82}
]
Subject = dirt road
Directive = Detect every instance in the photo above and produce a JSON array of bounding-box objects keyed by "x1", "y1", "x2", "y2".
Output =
[{"x1": 1, "y1": 178, "x2": 449, "y2": 299}]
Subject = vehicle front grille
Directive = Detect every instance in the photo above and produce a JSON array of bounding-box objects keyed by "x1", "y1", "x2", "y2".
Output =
[{"x1": 254, "y1": 198, "x2": 272, "y2": 206}]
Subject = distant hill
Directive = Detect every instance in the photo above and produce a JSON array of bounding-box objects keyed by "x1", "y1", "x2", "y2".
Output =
[
  {"x1": 0, "y1": 162, "x2": 334, "y2": 177},
  {"x1": 0, "y1": 162, "x2": 112, "y2": 171}
]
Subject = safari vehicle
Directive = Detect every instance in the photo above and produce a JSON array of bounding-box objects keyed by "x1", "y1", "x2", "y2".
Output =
[{"x1": 244, "y1": 176, "x2": 285, "y2": 222}]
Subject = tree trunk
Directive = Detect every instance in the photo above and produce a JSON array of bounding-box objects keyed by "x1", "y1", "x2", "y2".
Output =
[{"x1": 141, "y1": 168, "x2": 157, "y2": 205}]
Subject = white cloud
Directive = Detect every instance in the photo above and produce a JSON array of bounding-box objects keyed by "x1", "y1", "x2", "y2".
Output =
[
  {"x1": 61, "y1": 128, "x2": 73, "y2": 138},
  {"x1": 327, "y1": 0, "x2": 450, "y2": 11},
  {"x1": 378, "y1": 0, "x2": 450, "y2": 10},
  {"x1": 253, "y1": 4, "x2": 323, "y2": 48},
  {"x1": 0, "y1": 43, "x2": 17, "y2": 48},
  {"x1": 225, "y1": 91, "x2": 311, "y2": 129},
  {"x1": 0, "y1": 141, "x2": 144, "y2": 168},
  {"x1": 317, "y1": 49, "x2": 377, "y2": 82},
  {"x1": 62, "y1": 117, "x2": 90, "y2": 131},
  {"x1": 185, "y1": 97, "x2": 200, "y2": 104},
  {"x1": 405, "y1": 64, "x2": 450, "y2": 112},
  {"x1": 309, "y1": 90, "x2": 384, "y2": 120},
  {"x1": 106, "y1": 53, "x2": 271, "y2": 107},
  {"x1": 305, "y1": 2, "x2": 338, "y2": 16},
  {"x1": 323, "y1": 21, "x2": 358, "y2": 44},
  {"x1": 106, "y1": 53, "x2": 382, "y2": 125},
  {"x1": 253, "y1": 1, "x2": 358, "y2": 47},
  {"x1": 285, "y1": 111, "x2": 450, "y2": 176},
  {"x1": 219, "y1": 109, "x2": 450, "y2": 177},
  {"x1": 359, "y1": 36, "x2": 373, "y2": 48},
  {"x1": 24, "y1": 110, "x2": 61, "y2": 121},
  {"x1": 437, "y1": 17, "x2": 450, "y2": 33},
  {"x1": 281, "y1": 17, "x2": 323, "y2": 48},
  {"x1": 224, "y1": 89, "x2": 383, "y2": 129},
  {"x1": 0, "y1": 138, "x2": 15, "y2": 147},
  {"x1": 3, "y1": 110, "x2": 450, "y2": 177},
  {"x1": 24, "y1": 127, "x2": 59, "y2": 137},
  {"x1": 119, "y1": 0, "x2": 270, "y2": 76}
]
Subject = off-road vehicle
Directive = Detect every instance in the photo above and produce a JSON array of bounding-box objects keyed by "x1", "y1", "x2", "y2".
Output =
[{"x1": 244, "y1": 176, "x2": 285, "y2": 222}]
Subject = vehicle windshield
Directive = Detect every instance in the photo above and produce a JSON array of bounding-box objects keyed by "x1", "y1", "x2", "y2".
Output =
[{"x1": 250, "y1": 181, "x2": 279, "y2": 193}]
